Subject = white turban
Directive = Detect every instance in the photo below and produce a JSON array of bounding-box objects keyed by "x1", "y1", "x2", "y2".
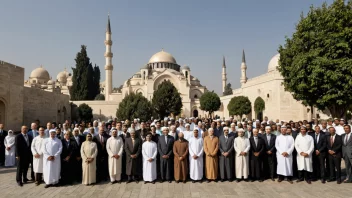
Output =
[
  {"x1": 265, "y1": 126, "x2": 271, "y2": 130},
  {"x1": 185, "y1": 123, "x2": 190, "y2": 127},
  {"x1": 237, "y1": 128, "x2": 244, "y2": 132},
  {"x1": 223, "y1": 127, "x2": 229, "y2": 131},
  {"x1": 49, "y1": 129, "x2": 56, "y2": 133},
  {"x1": 162, "y1": 127, "x2": 169, "y2": 131},
  {"x1": 230, "y1": 123, "x2": 235, "y2": 126},
  {"x1": 221, "y1": 122, "x2": 225, "y2": 125}
]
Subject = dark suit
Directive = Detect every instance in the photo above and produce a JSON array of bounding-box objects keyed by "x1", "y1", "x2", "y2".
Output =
[
  {"x1": 0, "y1": 130, "x2": 8, "y2": 165},
  {"x1": 290, "y1": 131, "x2": 298, "y2": 178},
  {"x1": 72, "y1": 135, "x2": 85, "y2": 182},
  {"x1": 136, "y1": 128, "x2": 148, "y2": 141},
  {"x1": 157, "y1": 135, "x2": 175, "y2": 181},
  {"x1": 219, "y1": 135, "x2": 234, "y2": 180},
  {"x1": 60, "y1": 138, "x2": 78, "y2": 185},
  {"x1": 326, "y1": 134, "x2": 342, "y2": 182},
  {"x1": 263, "y1": 133, "x2": 276, "y2": 179},
  {"x1": 119, "y1": 132, "x2": 130, "y2": 180},
  {"x1": 341, "y1": 133, "x2": 352, "y2": 182},
  {"x1": 94, "y1": 134, "x2": 110, "y2": 182},
  {"x1": 249, "y1": 136, "x2": 265, "y2": 180},
  {"x1": 15, "y1": 133, "x2": 33, "y2": 183},
  {"x1": 124, "y1": 137, "x2": 142, "y2": 180},
  {"x1": 214, "y1": 127, "x2": 223, "y2": 137},
  {"x1": 308, "y1": 131, "x2": 326, "y2": 180}
]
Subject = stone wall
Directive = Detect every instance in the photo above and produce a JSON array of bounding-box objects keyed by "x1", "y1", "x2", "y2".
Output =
[
  {"x1": 71, "y1": 100, "x2": 119, "y2": 121},
  {"x1": 0, "y1": 61, "x2": 24, "y2": 130},
  {"x1": 23, "y1": 87, "x2": 71, "y2": 126}
]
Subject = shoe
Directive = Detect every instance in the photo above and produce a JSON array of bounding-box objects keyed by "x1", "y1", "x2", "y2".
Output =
[
  {"x1": 306, "y1": 180, "x2": 311, "y2": 184},
  {"x1": 220, "y1": 179, "x2": 224, "y2": 182},
  {"x1": 296, "y1": 179, "x2": 303, "y2": 183},
  {"x1": 117, "y1": 180, "x2": 121, "y2": 184},
  {"x1": 144, "y1": 181, "x2": 147, "y2": 184},
  {"x1": 17, "y1": 182, "x2": 23, "y2": 187},
  {"x1": 192, "y1": 180, "x2": 195, "y2": 183},
  {"x1": 337, "y1": 180, "x2": 341, "y2": 184},
  {"x1": 250, "y1": 180, "x2": 255, "y2": 182},
  {"x1": 214, "y1": 180, "x2": 218, "y2": 183},
  {"x1": 245, "y1": 179, "x2": 249, "y2": 182},
  {"x1": 23, "y1": 179, "x2": 29, "y2": 183},
  {"x1": 136, "y1": 180, "x2": 139, "y2": 184},
  {"x1": 176, "y1": 181, "x2": 179, "y2": 183},
  {"x1": 321, "y1": 179, "x2": 326, "y2": 184},
  {"x1": 126, "y1": 180, "x2": 132, "y2": 184},
  {"x1": 168, "y1": 181, "x2": 172, "y2": 183},
  {"x1": 236, "y1": 180, "x2": 240, "y2": 183},
  {"x1": 35, "y1": 181, "x2": 40, "y2": 186},
  {"x1": 229, "y1": 179, "x2": 233, "y2": 182},
  {"x1": 206, "y1": 180, "x2": 210, "y2": 183},
  {"x1": 44, "y1": 184, "x2": 50, "y2": 188},
  {"x1": 288, "y1": 180, "x2": 293, "y2": 184},
  {"x1": 183, "y1": 181, "x2": 186, "y2": 183},
  {"x1": 344, "y1": 180, "x2": 352, "y2": 183},
  {"x1": 278, "y1": 179, "x2": 282, "y2": 183},
  {"x1": 160, "y1": 180, "x2": 164, "y2": 183},
  {"x1": 152, "y1": 181, "x2": 155, "y2": 184},
  {"x1": 271, "y1": 178, "x2": 275, "y2": 181},
  {"x1": 259, "y1": 180, "x2": 263, "y2": 182}
]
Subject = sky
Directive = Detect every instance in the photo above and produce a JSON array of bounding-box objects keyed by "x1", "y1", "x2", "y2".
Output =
[{"x1": 0, "y1": 0, "x2": 334, "y2": 94}]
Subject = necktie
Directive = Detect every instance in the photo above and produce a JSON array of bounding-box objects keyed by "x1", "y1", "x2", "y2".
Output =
[
  {"x1": 316, "y1": 134, "x2": 319, "y2": 143},
  {"x1": 345, "y1": 134, "x2": 349, "y2": 145},
  {"x1": 267, "y1": 135, "x2": 270, "y2": 143},
  {"x1": 254, "y1": 137, "x2": 258, "y2": 147},
  {"x1": 24, "y1": 134, "x2": 29, "y2": 146},
  {"x1": 132, "y1": 138, "x2": 135, "y2": 147},
  {"x1": 75, "y1": 137, "x2": 79, "y2": 145},
  {"x1": 225, "y1": 136, "x2": 228, "y2": 142},
  {"x1": 330, "y1": 136, "x2": 334, "y2": 146},
  {"x1": 165, "y1": 136, "x2": 167, "y2": 144}
]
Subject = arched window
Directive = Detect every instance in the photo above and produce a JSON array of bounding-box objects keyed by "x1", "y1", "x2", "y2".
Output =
[
  {"x1": 185, "y1": 71, "x2": 188, "y2": 78},
  {"x1": 194, "y1": 94, "x2": 198, "y2": 99}
]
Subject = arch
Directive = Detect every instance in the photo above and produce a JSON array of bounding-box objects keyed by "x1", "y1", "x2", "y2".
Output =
[
  {"x1": 193, "y1": 109, "x2": 198, "y2": 118},
  {"x1": 135, "y1": 88, "x2": 144, "y2": 96},
  {"x1": 0, "y1": 99, "x2": 6, "y2": 126},
  {"x1": 185, "y1": 71, "x2": 188, "y2": 78},
  {"x1": 153, "y1": 74, "x2": 179, "y2": 91},
  {"x1": 254, "y1": 97, "x2": 265, "y2": 121},
  {"x1": 190, "y1": 89, "x2": 203, "y2": 99}
]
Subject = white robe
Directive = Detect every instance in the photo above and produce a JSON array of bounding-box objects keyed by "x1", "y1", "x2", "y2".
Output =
[
  {"x1": 4, "y1": 135, "x2": 16, "y2": 167},
  {"x1": 106, "y1": 136, "x2": 124, "y2": 177},
  {"x1": 142, "y1": 141, "x2": 158, "y2": 181},
  {"x1": 234, "y1": 137, "x2": 250, "y2": 179},
  {"x1": 295, "y1": 134, "x2": 314, "y2": 172},
  {"x1": 188, "y1": 137, "x2": 204, "y2": 180},
  {"x1": 31, "y1": 136, "x2": 46, "y2": 173},
  {"x1": 275, "y1": 135, "x2": 295, "y2": 176},
  {"x1": 183, "y1": 131, "x2": 193, "y2": 141},
  {"x1": 42, "y1": 137, "x2": 63, "y2": 184}
]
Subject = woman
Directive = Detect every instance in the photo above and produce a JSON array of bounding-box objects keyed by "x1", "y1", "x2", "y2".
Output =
[
  {"x1": 4, "y1": 130, "x2": 16, "y2": 167},
  {"x1": 80, "y1": 133, "x2": 98, "y2": 185}
]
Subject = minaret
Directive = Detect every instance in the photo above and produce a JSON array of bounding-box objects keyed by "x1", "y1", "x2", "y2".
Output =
[
  {"x1": 222, "y1": 56, "x2": 227, "y2": 93},
  {"x1": 240, "y1": 49, "x2": 247, "y2": 85},
  {"x1": 104, "y1": 14, "x2": 113, "y2": 101}
]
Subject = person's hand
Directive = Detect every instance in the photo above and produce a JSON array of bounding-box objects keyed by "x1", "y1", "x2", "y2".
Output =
[
  {"x1": 193, "y1": 155, "x2": 198, "y2": 159},
  {"x1": 315, "y1": 150, "x2": 320, "y2": 155},
  {"x1": 34, "y1": 154, "x2": 40, "y2": 158},
  {"x1": 76, "y1": 157, "x2": 81, "y2": 161},
  {"x1": 6, "y1": 147, "x2": 10, "y2": 151},
  {"x1": 240, "y1": 151, "x2": 244, "y2": 156},
  {"x1": 148, "y1": 158, "x2": 153, "y2": 162},
  {"x1": 243, "y1": 152, "x2": 247, "y2": 156},
  {"x1": 179, "y1": 156, "x2": 183, "y2": 160},
  {"x1": 65, "y1": 156, "x2": 70, "y2": 161},
  {"x1": 267, "y1": 151, "x2": 272, "y2": 155},
  {"x1": 16, "y1": 157, "x2": 20, "y2": 160},
  {"x1": 223, "y1": 152, "x2": 228, "y2": 157},
  {"x1": 300, "y1": 152, "x2": 305, "y2": 156}
]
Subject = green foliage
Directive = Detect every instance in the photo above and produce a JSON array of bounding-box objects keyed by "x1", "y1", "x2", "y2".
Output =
[
  {"x1": 227, "y1": 96, "x2": 251, "y2": 117},
  {"x1": 78, "y1": 103, "x2": 93, "y2": 122},
  {"x1": 116, "y1": 93, "x2": 152, "y2": 121},
  {"x1": 200, "y1": 91, "x2": 221, "y2": 117},
  {"x1": 223, "y1": 83, "x2": 233, "y2": 96},
  {"x1": 94, "y1": 94, "x2": 105, "y2": 100},
  {"x1": 254, "y1": 97, "x2": 265, "y2": 114},
  {"x1": 278, "y1": 0, "x2": 352, "y2": 118},
  {"x1": 70, "y1": 45, "x2": 100, "y2": 100},
  {"x1": 152, "y1": 80, "x2": 183, "y2": 118}
]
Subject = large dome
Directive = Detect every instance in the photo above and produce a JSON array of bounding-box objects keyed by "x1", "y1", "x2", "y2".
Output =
[
  {"x1": 268, "y1": 54, "x2": 280, "y2": 72},
  {"x1": 148, "y1": 50, "x2": 177, "y2": 64},
  {"x1": 30, "y1": 67, "x2": 50, "y2": 80}
]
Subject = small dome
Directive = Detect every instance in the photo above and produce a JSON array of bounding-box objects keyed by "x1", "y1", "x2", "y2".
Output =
[
  {"x1": 148, "y1": 50, "x2": 177, "y2": 64},
  {"x1": 182, "y1": 65, "x2": 190, "y2": 70},
  {"x1": 30, "y1": 66, "x2": 50, "y2": 81},
  {"x1": 47, "y1": 79, "x2": 54, "y2": 85},
  {"x1": 268, "y1": 54, "x2": 280, "y2": 72},
  {"x1": 57, "y1": 69, "x2": 70, "y2": 83}
]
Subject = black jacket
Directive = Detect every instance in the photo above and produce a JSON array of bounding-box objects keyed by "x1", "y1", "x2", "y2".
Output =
[
  {"x1": 326, "y1": 134, "x2": 342, "y2": 157},
  {"x1": 308, "y1": 131, "x2": 327, "y2": 153}
]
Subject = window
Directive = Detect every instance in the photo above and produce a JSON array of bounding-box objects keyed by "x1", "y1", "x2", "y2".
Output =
[
  {"x1": 185, "y1": 71, "x2": 188, "y2": 78},
  {"x1": 194, "y1": 94, "x2": 198, "y2": 99}
]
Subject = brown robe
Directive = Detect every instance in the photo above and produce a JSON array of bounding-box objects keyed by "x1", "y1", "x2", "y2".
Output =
[
  {"x1": 204, "y1": 136, "x2": 219, "y2": 180},
  {"x1": 173, "y1": 139, "x2": 189, "y2": 181}
]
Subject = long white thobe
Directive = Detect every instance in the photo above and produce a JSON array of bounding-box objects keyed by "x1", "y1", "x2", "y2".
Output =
[
  {"x1": 335, "y1": 125, "x2": 345, "y2": 135},
  {"x1": 31, "y1": 136, "x2": 45, "y2": 173},
  {"x1": 4, "y1": 135, "x2": 16, "y2": 167},
  {"x1": 295, "y1": 134, "x2": 314, "y2": 172},
  {"x1": 42, "y1": 138, "x2": 63, "y2": 184},
  {"x1": 106, "y1": 136, "x2": 124, "y2": 177},
  {"x1": 275, "y1": 135, "x2": 295, "y2": 176},
  {"x1": 188, "y1": 137, "x2": 204, "y2": 180},
  {"x1": 183, "y1": 131, "x2": 193, "y2": 141},
  {"x1": 234, "y1": 137, "x2": 250, "y2": 179},
  {"x1": 142, "y1": 141, "x2": 158, "y2": 182}
]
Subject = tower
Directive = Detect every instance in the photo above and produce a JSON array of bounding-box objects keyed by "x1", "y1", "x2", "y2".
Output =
[
  {"x1": 240, "y1": 49, "x2": 247, "y2": 85},
  {"x1": 105, "y1": 14, "x2": 113, "y2": 101},
  {"x1": 222, "y1": 56, "x2": 227, "y2": 93}
]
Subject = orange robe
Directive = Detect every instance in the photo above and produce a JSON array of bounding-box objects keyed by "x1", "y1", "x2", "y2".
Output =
[
  {"x1": 204, "y1": 136, "x2": 219, "y2": 180},
  {"x1": 173, "y1": 140, "x2": 189, "y2": 181}
]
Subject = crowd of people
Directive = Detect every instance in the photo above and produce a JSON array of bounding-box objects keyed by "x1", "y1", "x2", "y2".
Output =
[{"x1": 0, "y1": 116, "x2": 351, "y2": 188}]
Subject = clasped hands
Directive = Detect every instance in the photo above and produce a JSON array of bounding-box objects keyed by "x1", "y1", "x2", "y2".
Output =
[
  {"x1": 47, "y1": 156, "x2": 55, "y2": 161},
  {"x1": 300, "y1": 152, "x2": 309, "y2": 157},
  {"x1": 112, "y1": 154, "x2": 120, "y2": 159},
  {"x1": 85, "y1": 158, "x2": 94, "y2": 163}
]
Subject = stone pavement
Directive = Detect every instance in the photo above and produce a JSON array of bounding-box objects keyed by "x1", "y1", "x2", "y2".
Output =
[{"x1": 0, "y1": 167, "x2": 351, "y2": 198}]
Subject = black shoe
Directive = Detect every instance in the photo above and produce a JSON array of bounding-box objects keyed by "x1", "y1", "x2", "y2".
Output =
[
  {"x1": 220, "y1": 179, "x2": 224, "y2": 182},
  {"x1": 278, "y1": 179, "x2": 282, "y2": 183},
  {"x1": 288, "y1": 180, "x2": 293, "y2": 184},
  {"x1": 160, "y1": 180, "x2": 164, "y2": 183},
  {"x1": 152, "y1": 181, "x2": 155, "y2": 184},
  {"x1": 168, "y1": 180, "x2": 172, "y2": 183},
  {"x1": 192, "y1": 180, "x2": 195, "y2": 183},
  {"x1": 321, "y1": 179, "x2": 326, "y2": 184},
  {"x1": 17, "y1": 182, "x2": 23, "y2": 187},
  {"x1": 206, "y1": 180, "x2": 210, "y2": 183},
  {"x1": 228, "y1": 179, "x2": 233, "y2": 182},
  {"x1": 296, "y1": 179, "x2": 303, "y2": 183},
  {"x1": 259, "y1": 180, "x2": 263, "y2": 182},
  {"x1": 271, "y1": 178, "x2": 275, "y2": 181},
  {"x1": 176, "y1": 181, "x2": 179, "y2": 183},
  {"x1": 306, "y1": 180, "x2": 311, "y2": 184},
  {"x1": 144, "y1": 181, "x2": 147, "y2": 184},
  {"x1": 126, "y1": 180, "x2": 132, "y2": 184},
  {"x1": 44, "y1": 184, "x2": 50, "y2": 188},
  {"x1": 183, "y1": 181, "x2": 186, "y2": 183},
  {"x1": 23, "y1": 179, "x2": 29, "y2": 183},
  {"x1": 35, "y1": 181, "x2": 40, "y2": 186},
  {"x1": 337, "y1": 180, "x2": 341, "y2": 184},
  {"x1": 236, "y1": 180, "x2": 240, "y2": 183},
  {"x1": 136, "y1": 180, "x2": 139, "y2": 184},
  {"x1": 250, "y1": 179, "x2": 255, "y2": 182},
  {"x1": 344, "y1": 180, "x2": 352, "y2": 183}
]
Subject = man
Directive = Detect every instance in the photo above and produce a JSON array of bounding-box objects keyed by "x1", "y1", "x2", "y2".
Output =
[
  {"x1": 204, "y1": 128, "x2": 219, "y2": 182},
  {"x1": 234, "y1": 128, "x2": 250, "y2": 182},
  {"x1": 286, "y1": 126, "x2": 298, "y2": 178},
  {"x1": 326, "y1": 127, "x2": 342, "y2": 184},
  {"x1": 62, "y1": 123, "x2": 70, "y2": 135},
  {"x1": 158, "y1": 127, "x2": 174, "y2": 183},
  {"x1": 295, "y1": 127, "x2": 314, "y2": 184},
  {"x1": 155, "y1": 121, "x2": 162, "y2": 135},
  {"x1": 119, "y1": 124, "x2": 130, "y2": 181},
  {"x1": 15, "y1": 126, "x2": 33, "y2": 186},
  {"x1": 31, "y1": 127, "x2": 46, "y2": 186},
  {"x1": 263, "y1": 126, "x2": 276, "y2": 181},
  {"x1": 309, "y1": 125, "x2": 327, "y2": 183},
  {"x1": 0, "y1": 123, "x2": 8, "y2": 166},
  {"x1": 334, "y1": 118, "x2": 344, "y2": 135},
  {"x1": 321, "y1": 120, "x2": 329, "y2": 134},
  {"x1": 275, "y1": 126, "x2": 294, "y2": 183},
  {"x1": 169, "y1": 125, "x2": 178, "y2": 141},
  {"x1": 136, "y1": 122, "x2": 148, "y2": 141},
  {"x1": 93, "y1": 120, "x2": 99, "y2": 135},
  {"x1": 28, "y1": 123, "x2": 39, "y2": 138},
  {"x1": 249, "y1": 129, "x2": 265, "y2": 182},
  {"x1": 94, "y1": 126, "x2": 110, "y2": 182},
  {"x1": 81, "y1": 133, "x2": 98, "y2": 185},
  {"x1": 125, "y1": 129, "x2": 142, "y2": 183},
  {"x1": 189, "y1": 129, "x2": 204, "y2": 183},
  {"x1": 43, "y1": 129, "x2": 63, "y2": 188},
  {"x1": 271, "y1": 124, "x2": 280, "y2": 136},
  {"x1": 214, "y1": 121, "x2": 223, "y2": 137},
  {"x1": 173, "y1": 132, "x2": 188, "y2": 183},
  {"x1": 142, "y1": 133, "x2": 158, "y2": 184},
  {"x1": 44, "y1": 122, "x2": 52, "y2": 137},
  {"x1": 60, "y1": 132, "x2": 77, "y2": 185},
  {"x1": 219, "y1": 127, "x2": 234, "y2": 182},
  {"x1": 341, "y1": 125, "x2": 352, "y2": 183},
  {"x1": 72, "y1": 128, "x2": 85, "y2": 182},
  {"x1": 106, "y1": 129, "x2": 124, "y2": 184},
  {"x1": 177, "y1": 119, "x2": 186, "y2": 133},
  {"x1": 56, "y1": 128, "x2": 63, "y2": 140}
]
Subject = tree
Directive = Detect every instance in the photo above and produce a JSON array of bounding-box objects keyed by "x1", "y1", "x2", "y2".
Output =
[
  {"x1": 78, "y1": 103, "x2": 93, "y2": 122},
  {"x1": 254, "y1": 97, "x2": 265, "y2": 116},
  {"x1": 223, "y1": 83, "x2": 233, "y2": 96},
  {"x1": 152, "y1": 80, "x2": 183, "y2": 118},
  {"x1": 70, "y1": 45, "x2": 101, "y2": 100},
  {"x1": 200, "y1": 91, "x2": 221, "y2": 118},
  {"x1": 116, "y1": 93, "x2": 152, "y2": 121},
  {"x1": 278, "y1": 0, "x2": 352, "y2": 118},
  {"x1": 94, "y1": 94, "x2": 105, "y2": 100},
  {"x1": 227, "y1": 96, "x2": 251, "y2": 117}
]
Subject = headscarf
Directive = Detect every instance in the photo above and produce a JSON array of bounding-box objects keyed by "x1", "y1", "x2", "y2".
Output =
[{"x1": 5, "y1": 130, "x2": 15, "y2": 145}]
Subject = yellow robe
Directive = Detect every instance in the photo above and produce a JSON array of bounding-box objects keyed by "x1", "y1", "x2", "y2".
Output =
[
  {"x1": 204, "y1": 136, "x2": 219, "y2": 180},
  {"x1": 81, "y1": 141, "x2": 98, "y2": 185}
]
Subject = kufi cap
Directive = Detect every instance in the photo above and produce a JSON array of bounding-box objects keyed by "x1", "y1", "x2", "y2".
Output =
[
  {"x1": 334, "y1": 117, "x2": 339, "y2": 120},
  {"x1": 230, "y1": 123, "x2": 235, "y2": 126},
  {"x1": 185, "y1": 123, "x2": 190, "y2": 127},
  {"x1": 265, "y1": 126, "x2": 271, "y2": 130},
  {"x1": 281, "y1": 125, "x2": 287, "y2": 129},
  {"x1": 221, "y1": 122, "x2": 225, "y2": 125},
  {"x1": 277, "y1": 123, "x2": 282, "y2": 126},
  {"x1": 223, "y1": 127, "x2": 229, "y2": 131},
  {"x1": 237, "y1": 128, "x2": 244, "y2": 132},
  {"x1": 49, "y1": 129, "x2": 56, "y2": 133}
]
